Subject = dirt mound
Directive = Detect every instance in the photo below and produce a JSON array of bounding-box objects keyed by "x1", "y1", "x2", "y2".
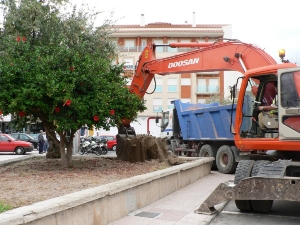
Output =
[{"x1": 116, "y1": 134, "x2": 180, "y2": 165}]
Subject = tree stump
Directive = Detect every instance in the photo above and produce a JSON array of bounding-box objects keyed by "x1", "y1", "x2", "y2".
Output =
[{"x1": 116, "y1": 134, "x2": 178, "y2": 165}]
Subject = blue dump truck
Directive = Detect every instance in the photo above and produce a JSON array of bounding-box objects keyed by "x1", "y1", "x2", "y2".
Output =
[{"x1": 160, "y1": 96, "x2": 252, "y2": 174}]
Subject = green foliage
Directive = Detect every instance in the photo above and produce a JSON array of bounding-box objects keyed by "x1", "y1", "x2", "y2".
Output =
[
  {"x1": 0, "y1": 201, "x2": 13, "y2": 213},
  {"x1": 205, "y1": 94, "x2": 232, "y2": 105},
  {"x1": 0, "y1": 0, "x2": 146, "y2": 137}
]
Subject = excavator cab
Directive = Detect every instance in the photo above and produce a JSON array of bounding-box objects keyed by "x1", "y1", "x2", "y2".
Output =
[{"x1": 238, "y1": 76, "x2": 279, "y2": 138}]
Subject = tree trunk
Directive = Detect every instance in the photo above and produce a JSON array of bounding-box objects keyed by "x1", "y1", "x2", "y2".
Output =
[
  {"x1": 46, "y1": 137, "x2": 61, "y2": 159},
  {"x1": 59, "y1": 139, "x2": 73, "y2": 168}
]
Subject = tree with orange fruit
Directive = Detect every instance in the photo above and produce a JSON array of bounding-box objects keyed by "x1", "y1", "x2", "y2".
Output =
[{"x1": 0, "y1": 0, "x2": 146, "y2": 167}]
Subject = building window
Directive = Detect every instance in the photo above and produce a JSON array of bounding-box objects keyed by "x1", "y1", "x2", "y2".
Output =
[
  {"x1": 198, "y1": 98, "x2": 206, "y2": 103},
  {"x1": 197, "y1": 78, "x2": 219, "y2": 93},
  {"x1": 197, "y1": 38, "x2": 205, "y2": 43},
  {"x1": 124, "y1": 39, "x2": 135, "y2": 51},
  {"x1": 167, "y1": 78, "x2": 177, "y2": 92},
  {"x1": 153, "y1": 39, "x2": 163, "y2": 52},
  {"x1": 167, "y1": 98, "x2": 176, "y2": 108},
  {"x1": 197, "y1": 78, "x2": 206, "y2": 92},
  {"x1": 123, "y1": 58, "x2": 134, "y2": 67},
  {"x1": 208, "y1": 78, "x2": 219, "y2": 93},
  {"x1": 180, "y1": 39, "x2": 191, "y2": 43},
  {"x1": 155, "y1": 86, "x2": 163, "y2": 92},
  {"x1": 181, "y1": 98, "x2": 191, "y2": 103},
  {"x1": 153, "y1": 98, "x2": 162, "y2": 112},
  {"x1": 181, "y1": 78, "x2": 191, "y2": 86},
  {"x1": 208, "y1": 37, "x2": 218, "y2": 43},
  {"x1": 123, "y1": 58, "x2": 135, "y2": 77},
  {"x1": 154, "y1": 78, "x2": 163, "y2": 92},
  {"x1": 141, "y1": 39, "x2": 147, "y2": 51}
]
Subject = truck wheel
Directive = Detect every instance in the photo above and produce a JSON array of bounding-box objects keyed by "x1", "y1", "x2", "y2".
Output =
[
  {"x1": 234, "y1": 160, "x2": 255, "y2": 211},
  {"x1": 199, "y1": 144, "x2": 217, "y2": 170},
  {"x1": 216, "y1": 145, "x2": 236, "y2": 174},
  {"x1": 250, "y1": 160, "x2": 273, "y2": 213}
]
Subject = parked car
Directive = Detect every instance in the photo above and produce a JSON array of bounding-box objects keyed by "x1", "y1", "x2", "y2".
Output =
[
  {"x1": 10, "y1": 133, "x2": 39, "y2": 149},
  {"x1": 29, "y1": 133, "x2": 39, "y2": 140},
  {"x1": 97, "y1": 135, "x2": 117, "y2": 151},
  {"x1": 0, "y1": 133, "x2": 34, "y2": 154}
]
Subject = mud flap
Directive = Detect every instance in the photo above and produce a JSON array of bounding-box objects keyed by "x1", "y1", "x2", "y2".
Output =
[{"x1": 194, "y1": 182, "x2": 233, "y2": 215}]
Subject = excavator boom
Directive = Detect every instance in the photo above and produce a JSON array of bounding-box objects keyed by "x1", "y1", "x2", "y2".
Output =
[{"x1": 130, "y1": 39, "x2": 277, "y2": 99}]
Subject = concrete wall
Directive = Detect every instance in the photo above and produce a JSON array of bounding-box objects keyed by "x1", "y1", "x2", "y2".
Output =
[{"x1": 0, "y1": 157, "x2": 212, "y2": 225}]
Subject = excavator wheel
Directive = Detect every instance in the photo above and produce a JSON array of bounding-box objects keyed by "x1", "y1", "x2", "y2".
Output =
[
  {"x1": 234, "y1": 160, "x2": 255, "y2": 211},
  {"x1": 250, "y1": 160, "x2": 273, "y2": 213}
]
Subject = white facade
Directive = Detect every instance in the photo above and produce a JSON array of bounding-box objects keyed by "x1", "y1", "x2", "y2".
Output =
[{"x1": 95, "y1": 116, "x2": 162, "y2": 137}]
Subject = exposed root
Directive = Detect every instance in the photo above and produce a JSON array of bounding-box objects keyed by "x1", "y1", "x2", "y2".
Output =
[{"x1": 116, "y1": 134, "x2": 183, "y2": 166}]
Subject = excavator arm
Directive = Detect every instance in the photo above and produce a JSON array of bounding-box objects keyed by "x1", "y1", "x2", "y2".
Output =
[{"x1": 130, "y1": 39, "x2": 277, "y2": 99}]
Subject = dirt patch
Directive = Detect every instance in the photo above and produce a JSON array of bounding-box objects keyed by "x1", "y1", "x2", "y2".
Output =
[{"x1": 0, "y1": 156, "x2": 174, "y2": 209}]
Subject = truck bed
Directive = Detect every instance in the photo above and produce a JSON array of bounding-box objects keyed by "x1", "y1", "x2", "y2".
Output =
[{"x1": 174, "y1": 99, "x2": 251, "y2": 141}]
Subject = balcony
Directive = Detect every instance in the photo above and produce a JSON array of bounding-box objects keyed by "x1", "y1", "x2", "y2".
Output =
[
  {"x1": 196, "y1": 85, "x2": 219, "y2": 94},
  {"x1": 118, "y1": 45, "x2": 196, "y2": 53}
]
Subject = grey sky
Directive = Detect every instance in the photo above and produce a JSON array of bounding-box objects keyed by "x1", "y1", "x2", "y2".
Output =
[{"x1": 71, "y1": 0, "x2": 300, "y2": 65}]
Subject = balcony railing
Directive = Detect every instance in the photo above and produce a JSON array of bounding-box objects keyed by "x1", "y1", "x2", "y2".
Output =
[
  {"x1": 119, "y1": 45, "x2": 196, "y2": 53},
  {"x1": 196, "y1": 85, "x2": 219, "y2": 94}
]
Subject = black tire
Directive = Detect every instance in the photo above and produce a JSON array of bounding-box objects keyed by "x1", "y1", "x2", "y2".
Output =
[
  {"x1": 101, "y1": 147, "x2": 108, "y2": 155},
  {"x1": 250, "y1": 160, "x2": 270, "y2": 177},
  {"x1": 112, "y1": 145, "x2": 116, "y2": 151},
  {"x1": 216, "y1": 145, "x2": 237, "y2": 174},
  {"x1": 234, "y1": 160, "x2": 255, "y2": 211},
  {"x1": 95, "y1": 147, "x2": 101, "y2": 156},
  {"x1": 78, "y1": 147, "x2": 85, "y2": 155},
  {"x1": 15, "y1": 147, "x2": 25, "y2": 155},
  {"x1": 250, "y1": 160, "x2": 273, "y2": 213},
  {"x1": 199, "y1": 144, "x2": 218, "y2": 170}
]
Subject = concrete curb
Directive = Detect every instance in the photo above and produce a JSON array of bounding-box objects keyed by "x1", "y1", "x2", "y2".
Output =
[{"x1": 0, "y1": 157, "x2": 213, "y2": 225}]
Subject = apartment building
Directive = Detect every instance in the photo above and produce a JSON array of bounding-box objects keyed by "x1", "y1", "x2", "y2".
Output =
[{"x1": 106, "y1": 13, "x2": 235, "y2": 136}]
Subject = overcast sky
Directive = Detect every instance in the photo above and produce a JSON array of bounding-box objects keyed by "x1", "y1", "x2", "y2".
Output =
[{"x1": 71, "y1": 0, "x2": 300, "y2": 65}]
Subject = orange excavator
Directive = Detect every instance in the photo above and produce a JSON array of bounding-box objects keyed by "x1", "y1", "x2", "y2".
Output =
[{"x1": 118, "y1": 38, "x2": 300, "y2": 213}]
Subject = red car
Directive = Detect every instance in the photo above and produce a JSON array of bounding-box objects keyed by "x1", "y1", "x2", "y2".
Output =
[
  {"x1": 0, "y1": 133, "x2": 34, "y2": 154},
  {"x1": 99, "y1": 135, "x2": 117, "y2": 151}
]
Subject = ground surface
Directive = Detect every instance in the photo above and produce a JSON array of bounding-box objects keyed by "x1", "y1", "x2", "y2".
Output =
[{"x1": 0, "y1": 156, "x2": 171, "y2": 209}]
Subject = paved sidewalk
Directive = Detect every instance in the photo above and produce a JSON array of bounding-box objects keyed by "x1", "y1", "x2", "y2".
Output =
[
  {"x1": 0, "y1": 151, "x2": 42, "y2": 165},
  {"x1": 108, "y1": 171, "x2": 234, "y2": 225},
  {"x1": 0, "y1": 150, "x2": 116, "y2": 166}
]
